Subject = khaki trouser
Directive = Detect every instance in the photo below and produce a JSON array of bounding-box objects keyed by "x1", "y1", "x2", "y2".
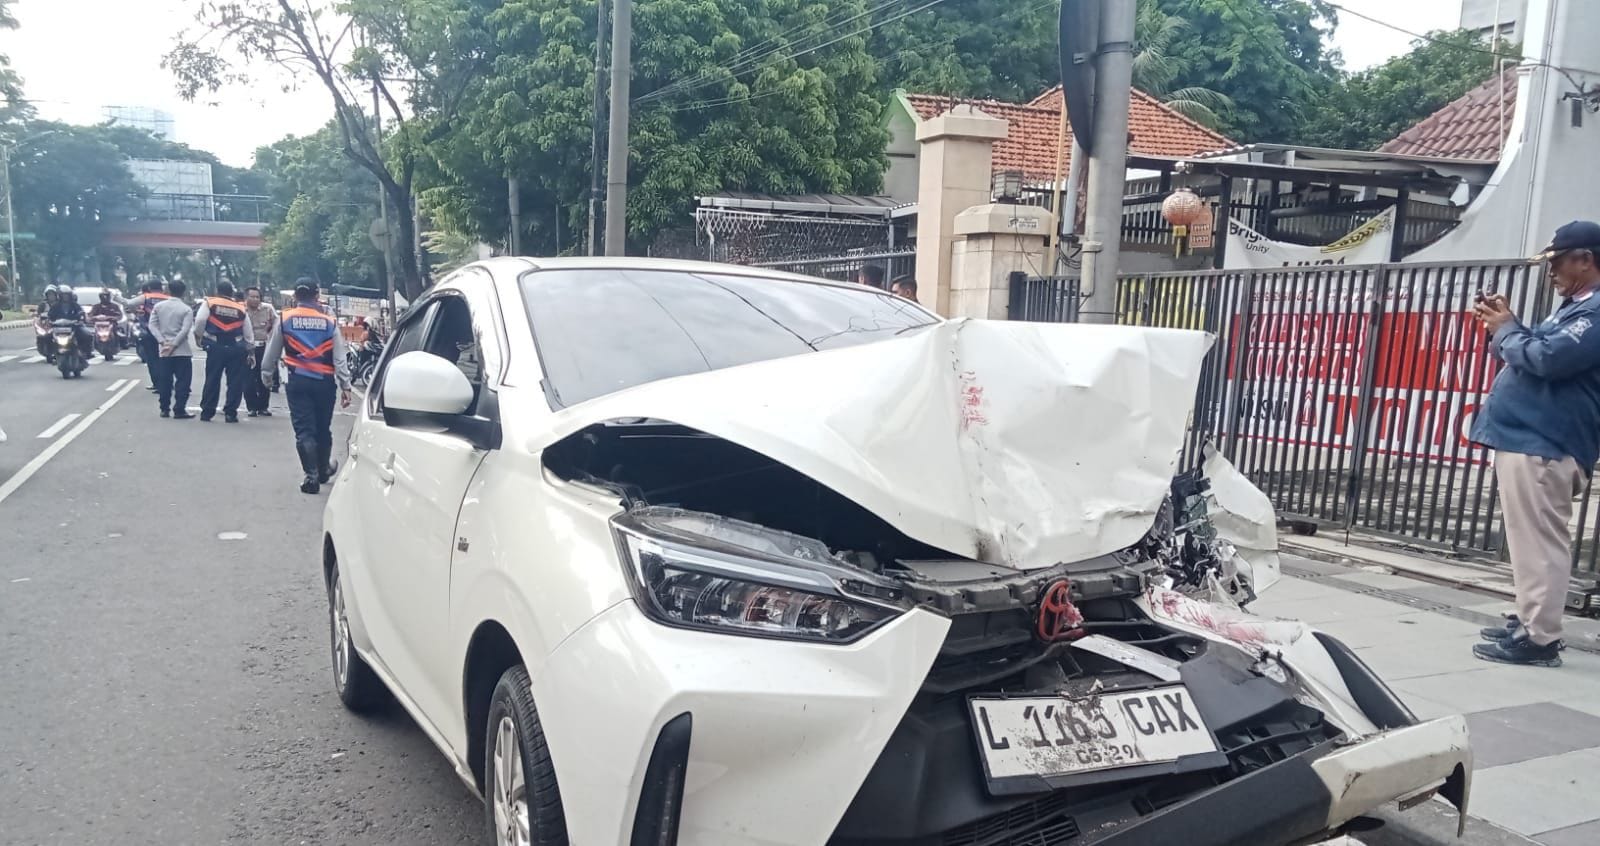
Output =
[{"x1": 1495, "y1": 451, "x2": 1584, "y2": 645}]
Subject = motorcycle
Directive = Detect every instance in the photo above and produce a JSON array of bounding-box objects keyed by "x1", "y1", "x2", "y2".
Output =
[
  {"x1": 34, "y1": 315, "x2": 54, "y2": 363},
  {"x1": 93, "y1": 316, "x2": 119, "y2": 361},
  {"x1": 52, "y1": 320, "x2": 86, "y2": 378},
  {"x1": 350, "y1": 336, "x2": 384, "y2": 388}
]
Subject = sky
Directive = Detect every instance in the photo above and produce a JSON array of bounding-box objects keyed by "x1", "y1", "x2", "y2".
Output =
[{"x1": 0, "y1": 0, "x2": 1467, "y2": 168}]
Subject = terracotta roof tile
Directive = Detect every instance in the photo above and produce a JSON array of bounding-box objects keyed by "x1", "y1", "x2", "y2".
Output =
[
  {"x1": 1378, "y1": 69, "x2": 1517, "y2": 160},
  {"x1": 905, "y1": 86, "x2": 1235, "y2": 179}
]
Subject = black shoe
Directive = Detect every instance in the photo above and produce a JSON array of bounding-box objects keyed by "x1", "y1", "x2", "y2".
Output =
[
  {"x1": 159, "y1": 409, "x2": 170, "y2": 418},
  {"x1": 200, "y1": 414, "x2": 214, "y2": 422},
  {"x1": 258, "y1": 410, "x2": 273, "y2": 417},
  {"x1": 300, "y1": 475, "x2": 321, "y2": 495},
  {"x1": 318, "y1": 458, "x2": 339, "y2": 485},
  {"x1": 224, "y1": 414, "x2": 239, "y2": 423},
  {"x1": 1473, "y1": 632, "x2": 1563, "y2": 667},
  {"x1": 173, "y1": 411, "x2": 194, "y2": 420},
  {"x1": 1480, "y1": 614, "x2": 1521, "y2": 642},
  {"x1": 246, "y1": 410, "x2": 258, "y2": 418}
]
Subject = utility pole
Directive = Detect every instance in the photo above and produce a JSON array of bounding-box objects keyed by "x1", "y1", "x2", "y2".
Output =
[
  {"x1": 587, "y1": 0, "x2": 610, "y2": 256},
  {"x1": 1078, "y1": 0, "x2": 1134, "y2": 324},
  {"x1": 508, "y1": 177, "x2": 523, "y2": 255},
  {"x1": 603, "y1": 0, "x2": 632, "y2": 257},
  {"x1": 2, "y1": 145, "x2": 17, "y2": 301}
]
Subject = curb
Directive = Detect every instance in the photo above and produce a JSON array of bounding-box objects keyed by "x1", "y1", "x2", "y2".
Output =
[
  {"x1": 1, "y1": 318, "x2": 29, "y2": 330},
  {"x1": 1363, "y1": 799, "x2": 1540, "y2": 846}
]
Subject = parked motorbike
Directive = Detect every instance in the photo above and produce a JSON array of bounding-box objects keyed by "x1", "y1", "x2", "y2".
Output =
[
  {"x1": 52, "y1": 320, "x2": 86, "y2": 378},
  {"x1": 350, "y1": 336, "x2": 384, "y2": 388},
  {"x1": 34, "y1": 316, "x2": 54, "y2": 363},
  {"x1": 93, "y1": 316, "x2": 119, "y2": 361}
]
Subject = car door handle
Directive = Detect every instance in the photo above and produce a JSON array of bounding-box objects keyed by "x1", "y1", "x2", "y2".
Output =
[{"x1": 376, "y1": 452, "x2": 397, "y2": 485}]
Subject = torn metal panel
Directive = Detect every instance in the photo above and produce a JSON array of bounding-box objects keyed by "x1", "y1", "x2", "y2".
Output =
[
  {"x1": 1201, "y1": 446, "x2": 1283, "y2": 594},
  {"x1": 540, "y1": 319, "x2": 1213, "y2": 570}
]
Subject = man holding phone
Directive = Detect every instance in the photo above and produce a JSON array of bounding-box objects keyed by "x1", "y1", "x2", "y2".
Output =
[{"x1": 1470, "y1": 220, "x2": 1600, "y2": 667}]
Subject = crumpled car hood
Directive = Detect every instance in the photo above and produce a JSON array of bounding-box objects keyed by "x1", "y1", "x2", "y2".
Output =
[{"x1": 545, "y1": 319, "x2": 1213, "y2": 569}]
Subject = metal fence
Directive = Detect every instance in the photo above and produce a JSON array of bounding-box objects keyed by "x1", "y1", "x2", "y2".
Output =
[
  {"x1": 754, "y1": 249, "x2": 916, "y2": 285},
  {"x1": 1010, "y1": 261, "x2": 1600, "y2": 578}
]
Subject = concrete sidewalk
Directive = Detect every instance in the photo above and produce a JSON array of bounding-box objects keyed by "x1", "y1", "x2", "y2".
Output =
[{"x1": 1259, "y1": 554, "x2": 1600, "y2": 845}]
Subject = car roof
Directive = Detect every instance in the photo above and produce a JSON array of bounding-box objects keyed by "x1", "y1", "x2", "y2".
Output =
[{"x1": 464, "y1": 255, "x2": 908, "y2": 300}]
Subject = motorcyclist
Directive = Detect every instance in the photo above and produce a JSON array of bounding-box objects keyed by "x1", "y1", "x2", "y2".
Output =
[
  {"x1": 89, "y1": 290, "x2": 124, "y2": 322},
  {"x1": 37, "y1": 285, "x2": 60, "y2": 317},
  {"x1": 48, "y1": 290, "x2": 93, "y2": 352}
]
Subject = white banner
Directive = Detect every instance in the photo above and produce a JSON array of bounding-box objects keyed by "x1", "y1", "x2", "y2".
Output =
[{"x1": 1225, "y1": 207, "x2": 1396, "y2": 269}]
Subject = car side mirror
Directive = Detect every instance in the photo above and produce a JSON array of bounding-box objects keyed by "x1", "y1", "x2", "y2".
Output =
[
  {"x1": 383, "y1": 351, "x2": 474, "y2": 416},
  {"x1": 381, "y1": 351, "x2": 501, "y2": 449}
]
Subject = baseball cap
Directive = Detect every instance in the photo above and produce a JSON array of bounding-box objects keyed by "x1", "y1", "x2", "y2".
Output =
[
  {"x1": 1530, "y1": 220, "x2": 1600, "y2": 262},
  {"x1": 293, "y1": 277, "x2": 319, "y2": 299}
]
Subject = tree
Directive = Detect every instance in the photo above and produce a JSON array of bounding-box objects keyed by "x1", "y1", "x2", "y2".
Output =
[
  {"x1": 1132, "y1": 0, "x2": 1232, "y2": 128},
  {"x1": 418, "y1": 0, "x2": 890, "y2": 254},
  {"x1": 872, "y1": 0, "x2": 1060, "y2": 101},
  {"x1": 1301, "y1": 29, "x2": 1516, "y2": 152},
  {"x1": 252, "y1": 121, "x2": 382, "y2": 287},
  {"x1": 0, "y1": 0, "x2": 30, "y2": 130},
  {"x1": 164, "y1": 0, "x2": 492, "y2": 298},
  {"x1": 1143, "y1": 0, "x2": 1341, "y2": 142},
  {"x1": 6, "y1": 123, "x2": 142, "y2": 288}
]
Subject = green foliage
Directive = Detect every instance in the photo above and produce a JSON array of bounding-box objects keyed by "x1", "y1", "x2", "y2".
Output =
[
  {"x1": 1301, "y1": 30, "x2": 1515, "y2": 152},
  {"x1": 1132, "y1": 0, "x2": 1232, "y2": 128},
  {"x1": 418, "y1": 0, "x2": 890, "y2": 253},
  {"x1": 253, "y1": 122, "x2": 382, "y2": 287},
  {"x1": 872, "y1": 0, "x2": 1060, "y2": 101},
  {"x1": 7, "y1": 123, "x2": 142, "y2": 287}
]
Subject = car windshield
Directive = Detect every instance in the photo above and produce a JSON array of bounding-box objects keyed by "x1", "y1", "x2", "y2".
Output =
[{"x1": 521, "y1": 268, "x2": 936, "y2": 407}]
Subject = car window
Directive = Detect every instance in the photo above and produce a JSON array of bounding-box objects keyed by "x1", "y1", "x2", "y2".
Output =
[
  {"x1": 421, "y1": 296, "x2": 486, "y2": 413},
  {"x1": 369, "y1": 302, "x2": 435, "y2": 416},
  {"x1": 521, "y1": 268, "x2": 937, "y2": 407}
]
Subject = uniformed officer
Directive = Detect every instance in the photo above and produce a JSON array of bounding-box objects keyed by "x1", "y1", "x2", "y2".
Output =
[
  {"x1": 260, "y1": 281, "x2": 352, "y2": 494},
  {"x1": 193, "y1": 281, "x2": 255, "y2": 423},
  {"x1": 125, "y1": 280, "x2": 171, "y2": 391}
]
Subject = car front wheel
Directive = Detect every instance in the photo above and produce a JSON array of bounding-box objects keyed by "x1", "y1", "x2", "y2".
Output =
[
  {"x1": 484, "y1": 665, "x2": 567, "y2": 846},
  {"x1": 327, "y1": 563, "x2": 384, "y2": 711}
]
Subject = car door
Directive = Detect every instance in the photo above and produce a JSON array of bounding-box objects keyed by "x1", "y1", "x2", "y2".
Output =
[{"x1": 359, "y1": 282, "x2": 498, "y2": 726}]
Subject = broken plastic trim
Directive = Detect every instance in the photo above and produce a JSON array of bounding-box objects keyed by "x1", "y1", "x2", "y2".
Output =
[{"x1": 611, "y1": 508, "x2": 908, "y2": 644}]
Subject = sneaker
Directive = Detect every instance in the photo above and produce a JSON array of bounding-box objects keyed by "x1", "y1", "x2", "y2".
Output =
[
  {"x1": 300, "y1": 475, "x2": 321, "y2": 495},
  {"x1": 173, "y1": 411, "x2": 194, "y2": 420},
  {"x1": 246, "y1": 410, "x2": 258, "y2": 418},
  {"x1": 318, "y1": 459, "x2": 339, "y2": 485},
  {"x1": 224, "y1": 414, "x2": 239, "y2": 423},
  {"x1": 199, "y1": 415, "x2": 214, "y2": 422},
  {"x1": 1473, "y1": 632, "x2": 1563, "y2": 667},
  {"x1": 159, "y1": 409, "x2": 170, "y2": 418},
  {"x1": 258, "y1": 410, "x2": 273, "y2": 417},
  {"x1": 1480, "y1": 614, "x2": 1521, "y2": 642}
]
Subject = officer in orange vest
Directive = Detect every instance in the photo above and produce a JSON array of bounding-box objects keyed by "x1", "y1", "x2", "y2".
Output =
[
  {"x1": 125, "y1": 279, "x2": 171, "y2": 391},
  {"x1": 193, "y1": 281, "x2": 256, "y2": 423},
  {"x1": 259, "y1": 281, "x2": 353, "y2": 493}
]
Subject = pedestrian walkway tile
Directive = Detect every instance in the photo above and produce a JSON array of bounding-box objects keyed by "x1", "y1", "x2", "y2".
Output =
[
  {"x1": 1393, "y1": 583, "x2": 1507, "y2": 609},
  {"x1": 1391, "y1": 667, "x2": 1569, "y2": 714},
  {"x1": 1536, "y1": 817, "x2": 1600, "y2": 846},
  {"x1": 1248, "y1": 592, "x2": 1409, "y2": 625},
  {"x1": 1355, "y1": 638, "x2": 1500, "y2": 682},
  {"x1": 1469, "y1": 748, "x2": 1600, "y2": 836},
  {"x1": 1462, "y1": 703, "x2": 1600, "y2": 767},
  {"x1": 1327, "y1": 571, "x2": 1432, "y2": 591}
]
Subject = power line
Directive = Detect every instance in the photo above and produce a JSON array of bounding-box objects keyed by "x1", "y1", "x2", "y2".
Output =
[
  {"x1": 1322, "y1": 1, "x2": 1599, "y2": 84},
  {"x1": 638, "y1": 0, "x2": 910, "y2": 106},
  {"x1": 638, "y1": 0, "x2": 954, "y2": 107}
]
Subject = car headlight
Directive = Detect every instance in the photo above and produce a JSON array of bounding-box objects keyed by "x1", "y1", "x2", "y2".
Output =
[{"x1": 613, "y1": 508, "x2": 904, "y2": 643}]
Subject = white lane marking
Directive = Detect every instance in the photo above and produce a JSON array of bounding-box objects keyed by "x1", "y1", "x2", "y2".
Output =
[
  {"x1": 105, "y1": 379, "x2": 128, "y2": 392},
  {"x1": 0, "y1": 381, "x2": 140, "y2": 507},
  {"x1": 9, "y1": 577, "x2": 29, "y2": 583},
  {"x1": 114, "y1": 357, "x2": 138, "y2": 366},
  {"x1": 23, "y1": 355, "x2": 44, "y2": 364},
  {"x1": 36, "y1": 414, "x2": 81, "y2": 439},
  {"x1": 0, "y1": 355, "x2": 17, "y2": 364}
]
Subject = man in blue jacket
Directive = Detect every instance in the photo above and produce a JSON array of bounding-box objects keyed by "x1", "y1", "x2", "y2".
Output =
[{"x1": 1471, "y1": 221, "x2": 1600, "y2": 667}]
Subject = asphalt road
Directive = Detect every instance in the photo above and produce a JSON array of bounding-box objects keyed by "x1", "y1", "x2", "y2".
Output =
[
  {"x1": 0, "y1": 324, "x2": 1472, "y2": 845},
  {"x1": 0, "y1": 326, "x2": 480, "y2": 845}
]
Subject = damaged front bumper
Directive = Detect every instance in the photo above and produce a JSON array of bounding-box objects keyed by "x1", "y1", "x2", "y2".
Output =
[{"x1": 1088, "y1": 716, "x2": 1471, "y2": 845}]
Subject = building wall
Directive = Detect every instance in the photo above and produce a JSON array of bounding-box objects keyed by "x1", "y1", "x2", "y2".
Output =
[
  {"x1": 1460, "y1": 0, "x2": 1527, "y2": 40},
  {"x1": 884, "y1": 101, "x2": 920, "y2": 203}
]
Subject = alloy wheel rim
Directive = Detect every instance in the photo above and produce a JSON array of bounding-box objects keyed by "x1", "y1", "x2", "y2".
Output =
[
  {"x1": 331, "y1": 576, "x2": 350, "y2": 689},
  {"x1": 492, "y1": 715, "x2": 530, "y2": 846}
]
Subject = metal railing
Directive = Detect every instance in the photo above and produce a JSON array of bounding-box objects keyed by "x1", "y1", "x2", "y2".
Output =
[
  {"x1": 754, "y1": 249, "x2": 916, "y2": 285},
  {"x1": 1010, "y1": 261, "x2": 1600, "y2": 577}
]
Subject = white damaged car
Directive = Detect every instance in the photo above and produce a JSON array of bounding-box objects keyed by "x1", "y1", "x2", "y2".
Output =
[{"x1": 321, "y1": 258, "x2": 1470, "y2": 845}]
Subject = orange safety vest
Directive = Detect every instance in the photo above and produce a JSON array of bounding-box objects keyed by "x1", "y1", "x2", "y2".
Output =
[
  {"x1": 204, "y1": 296, "x2": 248, "y2": 344},
  {"x1": 281, "y1": 306, "x2": 337, "y2": 379},
  {"x1": 138, "y1": 291, "x2": 171, "y2": 325}
]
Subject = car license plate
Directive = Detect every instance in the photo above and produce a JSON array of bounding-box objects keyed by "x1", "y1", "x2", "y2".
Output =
[{"x1": 969, "y1": 686, "x2": 1217, "y2": 782}]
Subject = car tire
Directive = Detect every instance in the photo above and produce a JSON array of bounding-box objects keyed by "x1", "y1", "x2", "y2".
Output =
[
  {"x1": 483, "y1": 665, "x2": 567, "y2": 846},
  {"x1": 326, "y1": 563, "x2": 385, "y2": 712}
]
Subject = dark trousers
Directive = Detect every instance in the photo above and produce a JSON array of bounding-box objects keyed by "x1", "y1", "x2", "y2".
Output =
[
  {"x1": 244, "y1": 344, "x2": 270, "y2": 413},
  {"x1": 200, "y1": 341, "x2": 249, "y2": 418},
  {"x1": 153, "y1": 355, "x2": 193, "y2": 414},
  {"x1": 286, "y1": 374, "x2": 336, "y2": 474},
  {"x1": 138, "y1": 332, "x2": 159, "y2": 386}
]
